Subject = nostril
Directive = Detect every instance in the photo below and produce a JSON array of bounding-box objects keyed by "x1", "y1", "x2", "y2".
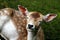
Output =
[{"x1": 28, "y1": 24, "x2": 33, "y2": 29}]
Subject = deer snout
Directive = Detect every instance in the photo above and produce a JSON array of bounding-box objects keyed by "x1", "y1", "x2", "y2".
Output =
[{"x1": 28, "y1": 24, "x2": 33, "y2": 29}]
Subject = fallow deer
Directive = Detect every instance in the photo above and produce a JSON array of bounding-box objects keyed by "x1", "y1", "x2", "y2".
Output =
[
  {"x1": 18, "y1": 6, "x2": 57, "y2": 40},
  {"x1": 0, "y1": 5, "x2": 57, "y2": 40}
]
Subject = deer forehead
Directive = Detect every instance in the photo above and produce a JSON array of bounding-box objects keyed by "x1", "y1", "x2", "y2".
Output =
[{"x1": 28, "y1": 12, "x2": 43, "y2": 21}]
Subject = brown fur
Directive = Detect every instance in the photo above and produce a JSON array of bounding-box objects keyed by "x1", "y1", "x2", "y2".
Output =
[
  {"x1": 31, "y1": 12, "x2": 40, "y2": 19},
  {"x1": 0, "y1": 8, "x2": 14, "y2": 16},
  {"x1": 11, "y1": 11, "x2": 27, "y2": 40},
  {"x1": 36, "y1": 27, "x2": 44, "y2": 40}
]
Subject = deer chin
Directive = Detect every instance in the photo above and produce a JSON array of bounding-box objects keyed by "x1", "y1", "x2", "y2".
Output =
[
  {"x1": 27, "y1": 27, "x2": 36, "y2": 32},
  {"x1": 26, "y1": 27, "x2": 32, "y2": 32}
]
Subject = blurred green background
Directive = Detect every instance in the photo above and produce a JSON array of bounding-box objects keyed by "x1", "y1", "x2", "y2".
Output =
[{"x1": 0, "y1": 0, "x2": 60, "y2": 40}]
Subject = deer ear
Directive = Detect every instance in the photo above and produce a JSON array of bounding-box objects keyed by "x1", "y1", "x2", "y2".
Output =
[
  {"x1": 18, "y1": 5, "x2": 29, "y2": 16},
  {"x1": 43, "y1": 13, "x2": 57, "y2": 22}
]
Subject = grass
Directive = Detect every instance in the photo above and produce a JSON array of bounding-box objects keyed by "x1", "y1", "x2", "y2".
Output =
[{"x1": 0, "y1": 0, "x2": 60, "y2": 40}]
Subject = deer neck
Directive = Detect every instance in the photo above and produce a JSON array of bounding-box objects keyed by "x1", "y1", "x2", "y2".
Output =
[{"x1": 27, "y1": 31, "x2": 36, "y2": 40}]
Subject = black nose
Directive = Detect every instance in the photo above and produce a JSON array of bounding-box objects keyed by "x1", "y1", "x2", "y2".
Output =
[{"x1": 28, "y1": 24, "x2": 33, "y2": 29}]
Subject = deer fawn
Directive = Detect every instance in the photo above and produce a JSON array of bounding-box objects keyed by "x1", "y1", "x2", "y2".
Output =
[
  {"x1": 18, "y1": 5, "x2": 57, "y2": 40},
  {"x1": 0, "y1": 5, "x2": 57, "y2": 40}
]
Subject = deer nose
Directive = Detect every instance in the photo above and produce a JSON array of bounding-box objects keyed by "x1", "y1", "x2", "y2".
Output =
[{"x1": 28, "y1": 24, "x2": 33, "y2": 29}]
